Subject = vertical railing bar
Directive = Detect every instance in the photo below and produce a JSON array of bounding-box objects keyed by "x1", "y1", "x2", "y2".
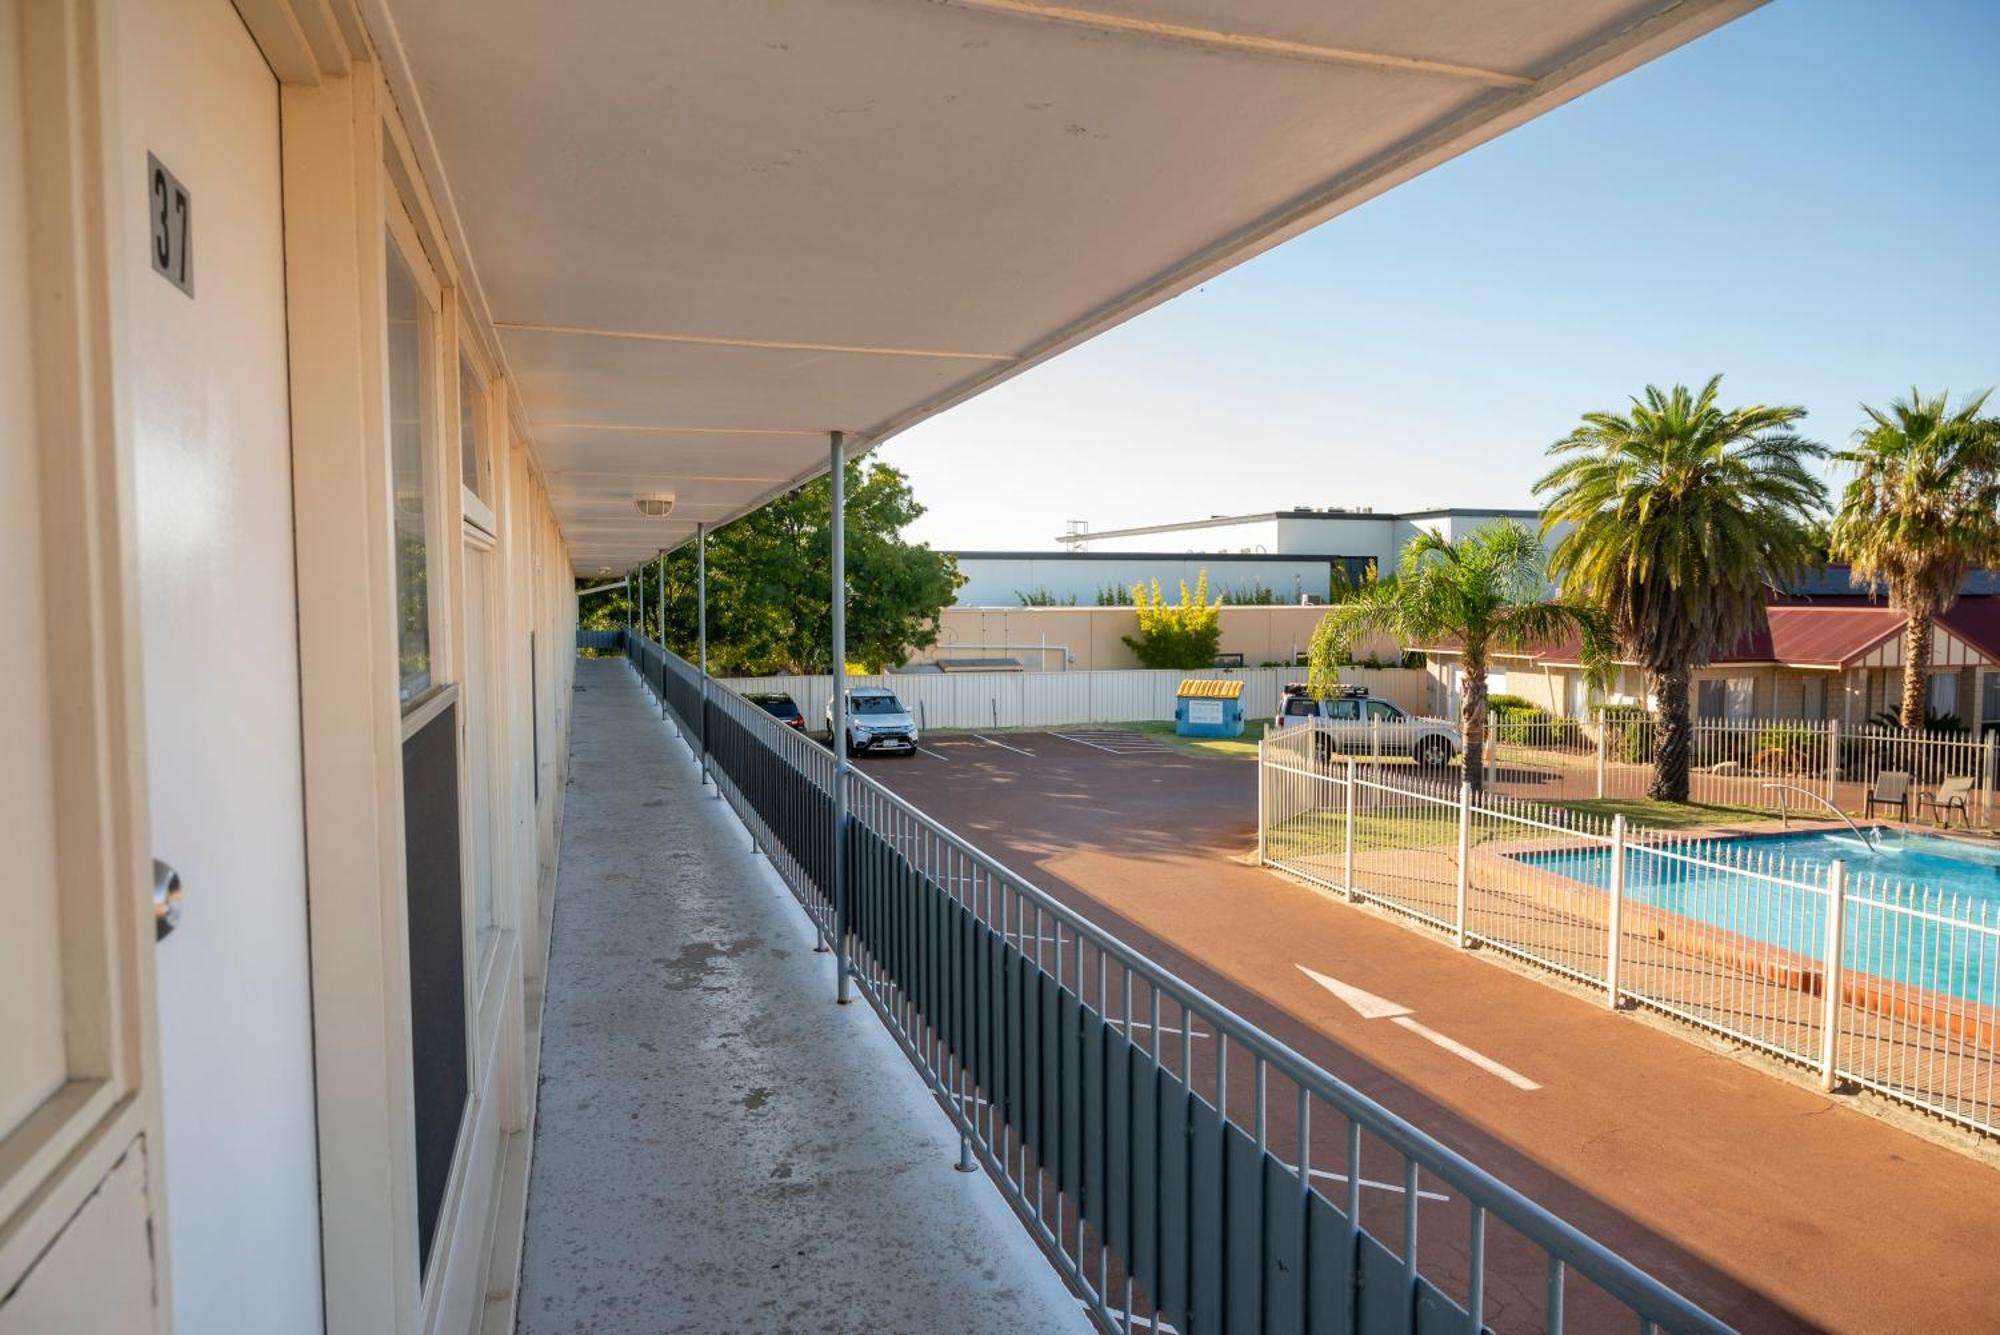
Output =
[{"x1": 1455, "y1": 1199, "x2": 1484, "y2": 1330}]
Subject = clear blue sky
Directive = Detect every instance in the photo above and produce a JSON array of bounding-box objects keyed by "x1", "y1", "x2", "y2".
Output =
[{"x1": 878, "y1": 0, "x2": 2000, "y2": 550}]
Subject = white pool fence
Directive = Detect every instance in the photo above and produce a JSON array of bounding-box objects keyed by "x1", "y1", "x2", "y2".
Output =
[{"x1": 1259, "y1": 721, "x2": 2000, "y2": 1138}]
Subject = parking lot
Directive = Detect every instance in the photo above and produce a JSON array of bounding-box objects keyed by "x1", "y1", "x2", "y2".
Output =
[{"x1": 866, "y1": 730, "x2": 2000, "y2": 1334}]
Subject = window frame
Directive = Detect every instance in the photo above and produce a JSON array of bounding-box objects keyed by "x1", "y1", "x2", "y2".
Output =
[{"x1": 384, "y1": 189, "x2": 447, "y2": 720}]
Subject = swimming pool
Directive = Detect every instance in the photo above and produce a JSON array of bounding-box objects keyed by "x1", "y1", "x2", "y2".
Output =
[{"x1": 1513, "y1": 829, "x2": 2000, "y2": 1002}]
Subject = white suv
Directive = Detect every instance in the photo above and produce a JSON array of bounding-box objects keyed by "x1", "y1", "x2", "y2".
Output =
[
  {"x1": 826, "y1": 686, "x2": 920, "y2": 757},
  {"x1": 1273, "y1": 685, "x2": 1460, "y2": 769}
]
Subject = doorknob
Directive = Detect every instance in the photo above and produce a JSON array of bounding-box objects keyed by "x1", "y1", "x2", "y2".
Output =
[{"x1": 154, "y1": 859, "x2": 183, "y2": 941}]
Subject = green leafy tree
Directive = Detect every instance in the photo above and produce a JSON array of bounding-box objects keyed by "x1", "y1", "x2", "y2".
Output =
[
  {"x1": 1305, "y1": 613, "x2": 1346, "y2": 701},
  {"x1": 1536, "y1": 377, "x2": 1828, "y2": 801},
  {"x1": 1829, "y1": 389, "x2": 2000, "y2": 729},
  {"x1": 1121, "y1": 570, "x2": 1222, "y2": 669},
  {"x1": 1314, "y1": 522, "x2": 1606, "y2": 793},
  {"x1": 585, "y1": 461, "x2": 962, "y2": 675}
]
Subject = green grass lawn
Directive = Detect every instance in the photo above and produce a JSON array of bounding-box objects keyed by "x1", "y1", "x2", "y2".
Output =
[
  {"x1": 1266, "y1": 794, "x2": 1787, "y2": 862},
  {"x1": 1548, "y1": 797, "x2": 1785, "y2": 829}
]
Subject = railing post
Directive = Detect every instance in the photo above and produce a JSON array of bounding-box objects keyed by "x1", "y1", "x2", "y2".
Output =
[
  {"x1": 1820, "y1": 859, "x2": 1847, "y2": 1092},
  {"x1": 1605, "y1": 814, "x2": 1626, "y2": 1008},
  {"x1": 1825, "y1": 718, "x2": 1840, "y2": 806},
  {"x1": 697, "y1": 524, "x2": 711, "y2": 791},
  {"x1": 1982, "y1": 729, "x2": 1995, "y2": 827},
  {"x1": 1455, "y1": 781, "x2": 1471, "y2": 948},
  {"x1": 1255, "y1": 735, "x2": 1267, "y2": 865},
  {"x1": 1343, "y1": 758, "x2": 1357, "y2": 900},
  {"x1": 1369, "y1": 715, "x2": 1382, "y2": 775},
  {"x1": 829, "y1": 433, "x2": 852, "y2": 1005},
  {"x1": 1595, "y1": 719, "x2": 1607, "y2": 799}
]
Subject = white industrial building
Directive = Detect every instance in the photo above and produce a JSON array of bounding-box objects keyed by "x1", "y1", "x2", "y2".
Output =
[{"x1": 951, "y1": 506, "x2": 1550, "y2": 606}]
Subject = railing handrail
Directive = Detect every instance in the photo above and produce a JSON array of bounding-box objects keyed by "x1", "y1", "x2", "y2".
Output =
[{"x1": 633, "y1": 632, "x2": 1729, "y2": 1332}]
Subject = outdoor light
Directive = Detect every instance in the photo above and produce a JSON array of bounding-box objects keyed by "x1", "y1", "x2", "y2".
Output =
[{"x1": 633, "y1": 491, "x2": 676, "y2": 518}]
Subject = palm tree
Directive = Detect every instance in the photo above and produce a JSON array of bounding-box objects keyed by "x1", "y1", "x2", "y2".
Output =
[
  {"x1": 1315, "y1": 521, "x2": 1606, "y2": 794},
  {"x1": 1829, "y1": 389, "x2": 2000, "y2": 730},
  {"x1": 1536, "y1": 377, "x2": 1827, "y2": 802}
]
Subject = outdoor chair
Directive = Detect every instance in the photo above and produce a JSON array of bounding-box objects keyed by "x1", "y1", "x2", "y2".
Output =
[
  {"x1": 1917, "y1": 775, "x2": 1976, "y2": 828},
  {"x1": 1863, "y1": 770, "x2": 1912, "y2": 822}
]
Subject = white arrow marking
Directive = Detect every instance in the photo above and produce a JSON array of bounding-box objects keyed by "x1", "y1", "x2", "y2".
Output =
[
  {"x1": 1391, "y1": 1016, "x2": 1541, "y2": 1091},
  {"x1": 1297, "y1": 965, "x2": 1413, "y2": 1019},
  {"x1": 1297, "y1": 966, "x2": 1539, "y2": 1091}
]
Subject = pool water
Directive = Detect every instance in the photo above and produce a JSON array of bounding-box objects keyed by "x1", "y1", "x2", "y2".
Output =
[{"x1": 1514, "y1": 829, "x2": 2000, "y2": 1002}]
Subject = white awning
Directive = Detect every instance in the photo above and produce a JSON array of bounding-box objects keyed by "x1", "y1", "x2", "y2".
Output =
[{"x1": 374, "y1": 0, "x2": 1760, "y2": 572}]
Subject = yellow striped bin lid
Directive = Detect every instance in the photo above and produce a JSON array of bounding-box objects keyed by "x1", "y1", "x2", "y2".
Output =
[{"x1": 1176, "y1": 678, "x2": 1244, "y2": 699}]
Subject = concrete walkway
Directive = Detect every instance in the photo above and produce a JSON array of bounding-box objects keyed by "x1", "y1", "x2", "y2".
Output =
[{"x1": 518, "y1": 658, "x2": 1088, "y2": 1334}]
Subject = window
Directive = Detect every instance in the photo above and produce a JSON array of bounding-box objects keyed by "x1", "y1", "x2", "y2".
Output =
[
  {"x1": 1801, "y1": 676, "x2": 1827, "y2": 719},
  {"x1": 386, "y1": 234, "x2": 436, "y2": 706},
  {"x1": 458, "y1": 352, "x2": 489, "y2": 505},
  {"x1": 1696, "y1": 679, "x2": 1724, "y2": 719},
  {"x1": 1325, "y1": 699, "x2": 1360, "y2": 721},
  {"x1": 1725, "y1": 677, "x2": 1755, "y2": 721},
  {"x1": 1930, "y1": 671, "x2": 1959, "y2": 719},
  {"x1": 1366, "y1": 700, "x2": 1402, "y2": 721},
  {"x1": 1284, "y1": 696, "x2": 1319, "y2": 718}
]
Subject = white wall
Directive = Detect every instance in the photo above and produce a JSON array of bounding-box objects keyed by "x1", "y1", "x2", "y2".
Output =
[
  {"x1": 1271, "y1": 515, "x2": 1400, "y2": 565},
  {"x1": 720, "y1": 666, "x2": 1430, "y2": 731}
]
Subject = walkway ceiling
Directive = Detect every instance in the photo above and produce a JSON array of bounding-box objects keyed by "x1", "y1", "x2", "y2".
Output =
[{"x1": 375, "y1": 0, "x2": 1761, "y2": 574}]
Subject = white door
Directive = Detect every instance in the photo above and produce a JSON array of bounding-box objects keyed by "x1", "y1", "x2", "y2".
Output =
[
  {"x1": 118, "y1": 0, "x2": 324, "y2": 1329},
  {"x1": 0, "y1": 0, "x2": 160, "y2": 1326}
]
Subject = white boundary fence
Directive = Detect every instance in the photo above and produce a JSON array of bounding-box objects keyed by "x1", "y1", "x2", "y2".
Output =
[
  {"x1": 719, "y1": 665, "x2": 1426, "y2": 734},
  {"x1": 1259, "y1": 721, "x2": 2000, "y2": 1138},
  {"x1": 1481, "y1": 713, "x2": 1998, "y2": 823}
]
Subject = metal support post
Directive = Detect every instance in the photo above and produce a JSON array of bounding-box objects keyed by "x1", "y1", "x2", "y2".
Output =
[
  {"x1": 1454, "y1": 781, "x2": 1471, "y2": 948},
  {"x1": 1343, "y1": 757, "x2": 1357, "y2": 901},
  {"x1": 829, "y1": 433, "x2": 852, "y2": 1004},
  {"x1": 1255, "y1": 736, "x2": 1267, "y2": 865},
  {"x1": 1981, "y1": 729, "x2": 1995, "y2": 827},
  {"x1": 1605, "y1": 814, "x2": 1626, "y2": 1007},
  {"x1": 698, "y1": 524, "x2": 711, "y2": 791},
  {"x1": 658, "y1": 550, "x2": 668, "y2": 718},
  {"x1": 1820, "y1": 859, "x2": 1847, "y2": 1092},
  {"x1": 1826, "y1": 718, "x2": 1840, "y2": 806},
  {"x1": 1595, "y1": 718, "x2": 1607, "y2": 799}
]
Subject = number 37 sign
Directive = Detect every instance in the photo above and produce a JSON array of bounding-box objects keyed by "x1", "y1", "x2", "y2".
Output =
[{"x1": 148, "y1": 152, "x2": 192, "y2": 297}]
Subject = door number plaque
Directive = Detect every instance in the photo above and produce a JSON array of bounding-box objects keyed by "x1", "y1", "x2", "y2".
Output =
[{"x1": 148, "y1": 152, "x2": 192, "y2": 297}]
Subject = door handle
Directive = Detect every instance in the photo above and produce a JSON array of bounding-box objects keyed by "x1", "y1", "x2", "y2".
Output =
[{"x1": 154, "y1": 859, "x2": 183, "y2": 941}]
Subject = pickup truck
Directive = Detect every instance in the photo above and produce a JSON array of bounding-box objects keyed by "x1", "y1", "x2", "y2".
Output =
[{"x1": 1272, "y1": 685, "x2": 1461, "y2": 769}]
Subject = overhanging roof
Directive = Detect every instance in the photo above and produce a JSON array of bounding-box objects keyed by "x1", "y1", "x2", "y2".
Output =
[{"x1": 373, "y1": 0, "x2": 1762, "y2": 574}]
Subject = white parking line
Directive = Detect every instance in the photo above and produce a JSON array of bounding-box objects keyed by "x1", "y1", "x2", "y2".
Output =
[
  {"x1": 1052, "y1": 730, "x2": 1174, "y2": 755},
  {"x1": 973, "y1": 732, "x2": 1036, "y2": 757},
  {"x1": 916, "y1": 746, "x2": 951, "y2": 761},
  {"x1": 1302, "y1": 1167, "x2": 1451, "y2": 1202},
  {"x1": 1051, "y1": 731, "x2": 1123, "y2": 754}
]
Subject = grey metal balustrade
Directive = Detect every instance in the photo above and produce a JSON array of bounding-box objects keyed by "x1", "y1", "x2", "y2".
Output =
[{"x1": 625, "y1": 633, "x2": 1730, "y2": 1335}]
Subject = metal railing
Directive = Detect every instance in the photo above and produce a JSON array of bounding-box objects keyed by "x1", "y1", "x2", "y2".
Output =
[
  {"x1": 1262, "y1": 721, "x2": 2000, "y2": 1140},
  {"x1": 625, "y1": 635, "x2": 1728, "y2": 1334}
]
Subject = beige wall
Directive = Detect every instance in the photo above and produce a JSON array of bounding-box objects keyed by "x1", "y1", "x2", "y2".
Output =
[{"x1": 913, "y1": 605, "x2": 1400, "y2": 671}]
